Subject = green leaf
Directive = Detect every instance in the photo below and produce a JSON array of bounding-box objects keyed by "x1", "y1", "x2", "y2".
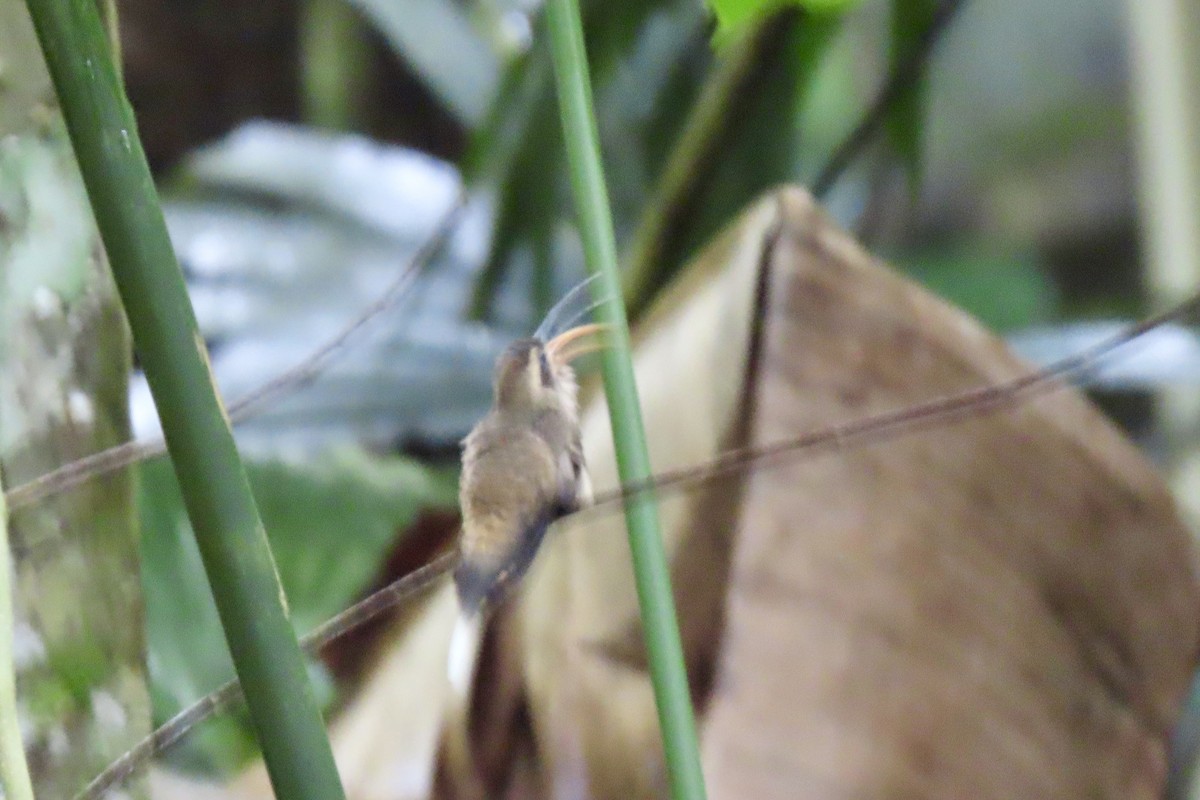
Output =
[
  {"x1": 625, "y1": 10, "x2": 841, "y2": 313},
  {"x1": 464, "y1": 0, "x2": 706, "y2": 322},
  {"x1": 899, "y1": 245, "x2": 1059, "y2": 332},
  {"x1": 344, "y1": 0, "x2": 500, "y2": 126},
  {"x1": 707, "y1": 0, "x2": 858, "y2": 46},
  {"x1": 886, "y1": 0, "x2": 937, "y2": 192}
]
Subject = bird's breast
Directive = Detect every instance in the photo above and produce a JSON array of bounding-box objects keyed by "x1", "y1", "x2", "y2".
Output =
[{"x1": 458, "y1": 426, "x2": 559, "y2": 561}]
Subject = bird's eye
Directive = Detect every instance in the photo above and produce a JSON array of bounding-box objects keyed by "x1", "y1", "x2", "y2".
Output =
[{"x1": 537, "y1": 350, "x2": 553, "y2": 387}]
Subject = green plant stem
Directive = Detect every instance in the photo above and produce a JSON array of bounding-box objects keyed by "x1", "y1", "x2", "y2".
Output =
[
  {"x1": 544, "y1": 1, "x2": 708, "y2": 799},
  {"x1": 0, "y1": 482, "x2": 34, "y2": 800},
  {"x1": 22, "y1": 2, "x2": 346, "y2": 799},
  {"x1": 300, "y1": 0, "x2": 371, "y2": 130}
]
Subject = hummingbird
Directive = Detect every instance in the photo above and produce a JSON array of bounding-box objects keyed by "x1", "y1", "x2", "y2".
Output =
[{"x1": 447, "y1": 277, "x2": 608, "y2": 696}]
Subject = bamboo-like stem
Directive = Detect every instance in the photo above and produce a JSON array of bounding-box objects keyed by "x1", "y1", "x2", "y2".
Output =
[
  {"x1": 75, "y1": 551, "x2": 459, "y2": 800},
  {"x1": 22, "y1": 2, "x2": 346, "y2": 798},
  {"x1": 0, "y1": 482, "x2": 34, "y2": 800},
  {"x1": 543, "y1": 1, "x2": 708, "y2": 798},
  {"x1": 300, "y1": 0, "x2": 371, "y2": 130},
  {"x1": 1126, "y1": 1, "x2": 1200, "y2": 797},
  {"x1": 1126, "y1": 0, "x2": 1200, "y2": 307}
]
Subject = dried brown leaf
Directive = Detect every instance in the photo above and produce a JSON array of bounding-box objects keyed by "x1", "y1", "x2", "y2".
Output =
[{"x1": 514, "y1": 187, "x2": 1200, "y2": 799}]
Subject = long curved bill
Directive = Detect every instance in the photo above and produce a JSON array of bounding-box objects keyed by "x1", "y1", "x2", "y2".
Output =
[{"x1": 546, "y1": 322, "x2": 610, "y2": 365}]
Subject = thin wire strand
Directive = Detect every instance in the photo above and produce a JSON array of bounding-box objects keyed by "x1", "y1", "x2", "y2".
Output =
[
  {"x1": 587, "y1": 293, "x2": 1200, "y2": 511},
  {"x1": 73, "y1": 551, "x2": 459, "y2": 800},
  {"x1": 5, "y1": 197, "x2": 466, "y2": 513}
]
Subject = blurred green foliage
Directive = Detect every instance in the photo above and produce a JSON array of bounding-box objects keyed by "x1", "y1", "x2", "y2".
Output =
[
  {"x1": 899, "y1": 245, "x2": 1059, "y2": 331},
  {"x1": 466, "y1": 0, "x2": 863, "y2": 323},
  {"x1": 140, "y1": 451, "x2": 457, "y2": 771},
  {"x1": 707, "y1": 0, "x2": 861, "y2": 44},
  {"x1": 885, "y1": 0, "x2": 936, "y2": 191}
]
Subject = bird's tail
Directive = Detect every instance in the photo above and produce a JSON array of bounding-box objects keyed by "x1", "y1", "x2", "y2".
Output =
[
  {"x1": 447, "y1": 612, "x2": 483, "y2": 701},
  {"x1": 440, "y1": 610, "x2": 486, "y2": 798}
]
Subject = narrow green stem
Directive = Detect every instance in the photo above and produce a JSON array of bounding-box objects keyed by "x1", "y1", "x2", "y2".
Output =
[
  {"x1": 300, "y1": 0, "x2": 371, "y2": 130},
  {"x1": 0, "y1": 482, "x2": 34, "y2": 800},
  {"x1": 544, "y1": 1, "x2": 708, "y2": 798},
  {"x1": 22, "y1": 2, "x2": 346, "y2": 798}
]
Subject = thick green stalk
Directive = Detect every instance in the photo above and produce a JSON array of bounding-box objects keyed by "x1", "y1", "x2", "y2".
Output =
[
  {"x1": 543, "y1": 1, "x2": 708, "y2": 798},
  {"x1": 21, "y1": 2, "x2": 346, "y2": 798},
  {"x1": 0, "y1": 484, "x2": 34, "y2": 800}
]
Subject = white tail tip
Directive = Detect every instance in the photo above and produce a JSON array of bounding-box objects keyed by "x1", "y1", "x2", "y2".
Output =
[{"x1": 447, "y1": 614, "x2": 483, "y2": 699}]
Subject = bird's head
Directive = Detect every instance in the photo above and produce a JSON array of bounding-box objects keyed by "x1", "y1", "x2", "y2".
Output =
[{"x1": 492, "y1": 323, "x2": 606, "y2": 416}]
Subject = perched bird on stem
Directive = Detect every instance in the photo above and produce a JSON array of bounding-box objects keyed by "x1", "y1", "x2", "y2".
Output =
[{"x1": 447, "y1": 278, "x2": 609, "y2": 697}]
